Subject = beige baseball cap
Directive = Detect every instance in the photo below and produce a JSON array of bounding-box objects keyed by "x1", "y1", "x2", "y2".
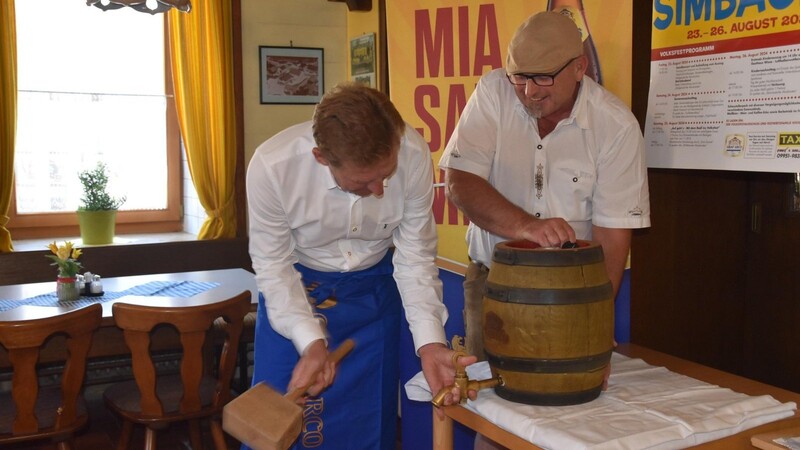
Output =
[{"x1": 506, "y1": 11, "x2": 583, "y2": 75}]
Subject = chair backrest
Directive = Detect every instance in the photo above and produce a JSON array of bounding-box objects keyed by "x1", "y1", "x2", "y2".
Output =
[
  {"x1": 111, "y1": 290, "x2": 251, "y2": 416},
  {"x1": 0, "y1": 303, "x2": 103, "y2": 439}
]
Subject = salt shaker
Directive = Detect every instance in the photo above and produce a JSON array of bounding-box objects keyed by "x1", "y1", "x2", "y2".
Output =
[
  {"x1": 75, "y1": 274, "x2": 84, "y2": 294},
  {"x1": 90, "y1": 275, "x2": 104, "y2": 294}
]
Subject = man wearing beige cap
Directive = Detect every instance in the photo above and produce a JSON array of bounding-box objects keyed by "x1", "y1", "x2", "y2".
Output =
[{"x1": 440, "y1": 12, "x2": 650, "y2": 445}]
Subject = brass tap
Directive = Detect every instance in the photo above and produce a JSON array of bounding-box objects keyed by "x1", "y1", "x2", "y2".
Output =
[{"x1": 431, "y1": 351, "x2": 502, "y2": 408}]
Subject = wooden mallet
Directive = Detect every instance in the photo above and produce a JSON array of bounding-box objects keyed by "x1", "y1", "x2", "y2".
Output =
[{"x1": 222, "y1": 339, "x2": 355, "y2": 450}]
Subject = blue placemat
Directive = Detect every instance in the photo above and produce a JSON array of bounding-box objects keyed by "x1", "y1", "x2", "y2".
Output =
[{"x1": 0, "y1": 280, "x2": 220, "y2": 313}]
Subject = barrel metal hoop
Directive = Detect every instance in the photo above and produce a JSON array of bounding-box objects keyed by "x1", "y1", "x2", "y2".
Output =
[
  {"x1": 492, "y1": 244, "x2": 605, "y2": 267},
  {"x1": 484, "y1": 281, "x2": 613, "y2": 305},
  {"x1": 494, "y1": 385, "x2": 603, "y2": 406},
  {"x1": 485, "y1": 349, "x2": 612, "y2": 373}
]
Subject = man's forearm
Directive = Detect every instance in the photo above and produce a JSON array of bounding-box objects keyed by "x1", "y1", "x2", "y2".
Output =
[
  {"x1": 444, "y1": 168, "x2": 533, "y2": 241},
  {"x1": 591, "y1": 226, "x2": 632, "y2": 299}
]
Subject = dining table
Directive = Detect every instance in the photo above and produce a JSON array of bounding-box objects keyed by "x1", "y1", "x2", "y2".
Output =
[
  {"x1": 0, "y1": 268, "x2": 259, "y2": 369},
  {"x1": 429, "y1": 343, "x2": 800, "y2": 450}
]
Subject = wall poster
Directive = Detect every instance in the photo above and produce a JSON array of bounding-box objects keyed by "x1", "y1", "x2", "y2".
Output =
[
  {"x1": 350, "y1": 33, "x2": 376, "y2": 88},
  {"x1": 386, "y1": 1, "x2": 633, "y2": 267},
  {"x1": 645, "y1": 1, "x2": 800, "y2": 172}
]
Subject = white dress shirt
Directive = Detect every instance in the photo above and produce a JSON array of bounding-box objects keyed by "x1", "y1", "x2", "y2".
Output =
[
  {"x1": 247, "y1": 121, "x2": 447, "y2": 354},
  {"x1": 439, "y1": 69, "x2": 651, "y2": 267}
]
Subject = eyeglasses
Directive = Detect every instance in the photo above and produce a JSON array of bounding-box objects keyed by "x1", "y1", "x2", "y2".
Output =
[{"x1": 506, "y1": 57, "x2": 579, "y2": 87}]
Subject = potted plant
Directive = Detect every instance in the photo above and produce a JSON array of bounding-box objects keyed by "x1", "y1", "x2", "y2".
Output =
[{"x1": 77, "y1": 162, "x2": 126, "y2": 245}]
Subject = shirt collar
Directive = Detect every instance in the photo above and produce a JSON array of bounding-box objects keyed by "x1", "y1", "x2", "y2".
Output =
[
  {"x1": 571, "y1": 78, "x2": 590, "y2": 130},
  {"x1": 315, "y1": 159, "x2": 340, "y2": 191}
]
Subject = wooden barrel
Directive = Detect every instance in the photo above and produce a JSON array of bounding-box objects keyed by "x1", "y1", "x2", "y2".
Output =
[{"x1": 482, "y1": 239, "x2": 614, "y2": 406}]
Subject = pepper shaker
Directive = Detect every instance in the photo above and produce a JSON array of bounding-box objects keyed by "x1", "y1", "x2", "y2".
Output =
[{"x1": 77, "y1": 274, "x2": 86, "y2": 295}]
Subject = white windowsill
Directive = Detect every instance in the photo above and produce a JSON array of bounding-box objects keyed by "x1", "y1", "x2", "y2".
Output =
[{"x1": 12, "y1": 232, "x2": 198, "y2": 253}]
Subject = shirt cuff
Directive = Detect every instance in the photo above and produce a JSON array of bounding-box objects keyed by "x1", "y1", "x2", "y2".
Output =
[
  {"x1": 291, "y1": 319, "x2": 328, "y2": 355},
  {"x1": 411, "y1": 320, "x2": 448, "y2": 355}
]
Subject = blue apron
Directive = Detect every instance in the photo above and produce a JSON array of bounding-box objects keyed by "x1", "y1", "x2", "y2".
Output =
[{"x1": 246, "y1": 252, "x2": 401, "y2": 450}]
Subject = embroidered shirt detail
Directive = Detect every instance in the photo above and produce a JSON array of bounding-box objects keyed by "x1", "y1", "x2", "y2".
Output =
[{"x1": 535, "y1": 163, "x2": 544, "y2": 200}]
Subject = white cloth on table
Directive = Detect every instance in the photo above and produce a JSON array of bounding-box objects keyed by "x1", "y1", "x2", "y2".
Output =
[{"x1": 404, "y1": 353, "x2": 797, "y2": 450}]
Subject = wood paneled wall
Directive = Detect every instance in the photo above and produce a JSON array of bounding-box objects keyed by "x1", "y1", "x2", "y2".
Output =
[{"x1": 1, "y1": 238, "x2": 253, "y2": 285}]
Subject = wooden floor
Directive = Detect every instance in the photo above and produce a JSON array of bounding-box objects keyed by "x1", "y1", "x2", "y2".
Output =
[
  {"x1": 4, "y1": 382, "x2": 243, "y2": 450},
  {"x1": 4, "y1": 382, "x2": 404, "y2": 450}
]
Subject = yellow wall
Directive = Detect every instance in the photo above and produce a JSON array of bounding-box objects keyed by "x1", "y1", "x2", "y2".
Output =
[{"x1": 241, "y1": 0, "x2": 349, "y2": 163}]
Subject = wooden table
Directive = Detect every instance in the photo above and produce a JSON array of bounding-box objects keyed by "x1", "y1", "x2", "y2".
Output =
[
  {"x1": 0, "y1": 268, "x2": 258, "y2": 367},
  {"x1": 432, "y1": 343, "x2": 800, "y2": 449}
]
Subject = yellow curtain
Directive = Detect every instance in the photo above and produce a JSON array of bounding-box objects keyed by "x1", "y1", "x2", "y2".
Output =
[
  {"x1": 167, "y1": 1, "x2": 237, "y2": 240},
  {"x1": 0, "y1": 0, "x2": 17, "y2": 253}
]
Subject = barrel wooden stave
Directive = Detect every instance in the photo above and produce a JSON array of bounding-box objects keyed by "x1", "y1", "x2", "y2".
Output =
[
  {"x1": 484, "y1": 301, "x2": 613, "y2": 359},
  {"x1": 486, "y1": 261, "x2": 609, "y2": 291},
  {"x1": 482, "y1": 240, "x2": 614, "y2": 406}
]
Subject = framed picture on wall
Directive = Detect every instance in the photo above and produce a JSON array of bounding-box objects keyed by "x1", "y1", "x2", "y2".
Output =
[
  {"x1": 259, "y1": 46, "x2": 324, "y2": 104},
  {"x1": 350, "y1": 33, "x2": 376, "y2": 88}
]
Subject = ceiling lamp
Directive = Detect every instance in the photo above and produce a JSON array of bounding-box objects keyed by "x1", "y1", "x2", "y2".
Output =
[{"x1": 87, "y1": 0, "x2": 191, "y2": 14}]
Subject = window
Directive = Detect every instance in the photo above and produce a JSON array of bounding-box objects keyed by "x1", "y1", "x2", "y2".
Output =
[{"x1": 10, "y1": 0, "x2": 181, "y2": 239}]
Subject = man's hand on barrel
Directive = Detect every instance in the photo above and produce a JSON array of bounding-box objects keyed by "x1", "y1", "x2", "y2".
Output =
[
  {"x1": 287, "y1": 339, "x2": 337, "y2": 404},
  {"x1": 518, "y1": 216, "x2": 576, "y2": 249},
  {"x1": 419, "y1": 343, "x2": 478, "y2": 418}
]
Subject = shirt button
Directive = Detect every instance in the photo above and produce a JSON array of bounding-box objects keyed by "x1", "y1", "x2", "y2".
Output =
[
  {"x1": 573, "y1": 177, "x2": 578, "y2": 182},
  {"x1": 537, "y1": 145, "x2": 543, "y2": 150},
  {"x1": 352, "y1": 227, "x2": 358, "y2": 232},
  {"x1": 535, "y1": 213, "x2": 541, "y2": 218}
]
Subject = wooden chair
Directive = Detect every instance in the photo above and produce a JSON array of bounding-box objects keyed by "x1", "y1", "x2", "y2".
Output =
[
  {"x1": 0, "y1": 303, "x2": 103, "y2": 449},
  {"x1": 213, "y1": 310, "x2": 257, "y2": 393},
  {"x1": 103, "y1": 290, "x2": 251, "y2": 450}
]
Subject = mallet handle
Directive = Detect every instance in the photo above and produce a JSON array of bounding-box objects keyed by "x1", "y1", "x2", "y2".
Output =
[{"x1": 285, "y1": 339, "x2": 355, "y2": 402}]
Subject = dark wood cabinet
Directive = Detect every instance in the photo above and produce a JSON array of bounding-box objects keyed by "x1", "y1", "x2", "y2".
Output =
[
  {"x1": 630, "y1": 169, "x2": 749, "y2": 376},
  {"x1": 742, "y1": 173, "x2": 800, "y2": 391},
  {"x1": 631, "y1": 170, "x2": 800, "y2": 393}
]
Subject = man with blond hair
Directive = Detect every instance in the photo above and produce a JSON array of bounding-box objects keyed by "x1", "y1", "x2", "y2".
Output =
[{"x1": 246, "y1": 82, "x2": 476, "y2": 450}]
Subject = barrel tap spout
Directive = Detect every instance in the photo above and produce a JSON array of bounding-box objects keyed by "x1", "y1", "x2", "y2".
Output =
[{"x1": 431, "y1": 351, "x2": 503, "y2": 408}]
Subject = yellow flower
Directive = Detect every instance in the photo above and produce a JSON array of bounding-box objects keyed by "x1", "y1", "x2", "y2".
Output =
[{"x1": 46, "y1": 241, "x2": 83, "y2": 278}]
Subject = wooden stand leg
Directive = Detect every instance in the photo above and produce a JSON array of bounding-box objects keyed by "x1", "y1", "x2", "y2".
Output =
[{"x1": 433, "y1": 408, "x2": 454, "y2": 450}]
